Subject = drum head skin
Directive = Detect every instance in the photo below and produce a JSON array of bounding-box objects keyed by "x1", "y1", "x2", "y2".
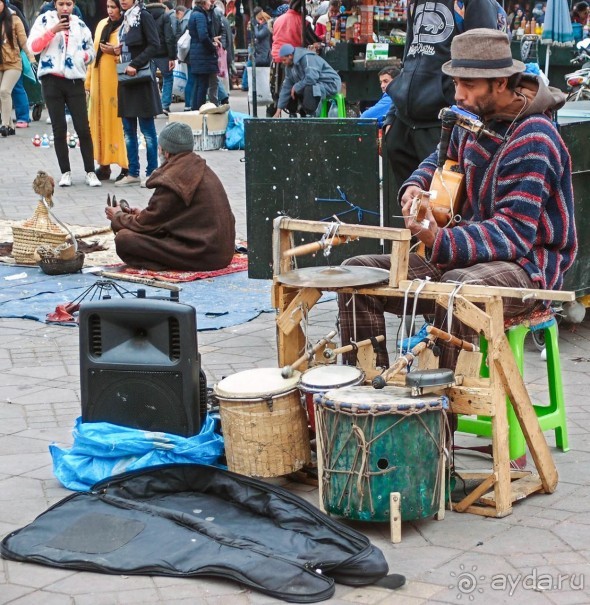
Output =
[
  {"x1": 214, "y1": 368, "x2": 301, "y2": 399},
  {"x1": 319, "y1": 385, "x2": 448, "y2": 412},
  {"x1": 300, "y1": 365, "x2": 364, "y2": 393},
  {"x1": 277, "y1": 266, "x2": 390, "y2": 288}
]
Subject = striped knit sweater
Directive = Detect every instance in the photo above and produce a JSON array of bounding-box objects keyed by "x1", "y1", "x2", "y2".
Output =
[{"x1": 403, "y1": 80, "x2": 578, "y2": 291}]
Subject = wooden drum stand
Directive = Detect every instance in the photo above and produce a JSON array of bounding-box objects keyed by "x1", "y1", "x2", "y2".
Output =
[{"x1": 271, "y1": 217, "x2": 575, "y2": 518}]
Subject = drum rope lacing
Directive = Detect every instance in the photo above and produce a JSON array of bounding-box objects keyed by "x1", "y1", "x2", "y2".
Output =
[{"x1": 317, "y1": 403, "x2": 451, "y2": 515}]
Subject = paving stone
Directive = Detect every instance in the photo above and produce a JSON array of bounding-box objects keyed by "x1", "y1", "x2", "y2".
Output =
[
  {"x1": 0, "y1": 584, "x2": 36, "y2": 603},
  {"x1": 5, "y1": 590, "x2": 75, "y2": 604},
  {"x1": 475, "y1": 526, "x2": 572, "y2": 556},
  {"x1": 339, "y1": 586, "x2": 397, "y2": 604}
]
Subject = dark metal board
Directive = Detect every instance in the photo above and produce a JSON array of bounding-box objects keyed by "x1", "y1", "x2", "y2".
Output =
[{"x1": 245, "y1": 118, "x2": 384, "y2": 279}]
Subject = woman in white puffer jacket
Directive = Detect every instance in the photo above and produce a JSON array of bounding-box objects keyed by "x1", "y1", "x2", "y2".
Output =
[{"x1": 28, "y1": 0, "x2": 101, "y2": 187}]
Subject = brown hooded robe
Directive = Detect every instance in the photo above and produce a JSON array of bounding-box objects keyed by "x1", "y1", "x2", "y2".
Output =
[{"x1": 111, "y1": 151, "x2": 236, "y2": 271}]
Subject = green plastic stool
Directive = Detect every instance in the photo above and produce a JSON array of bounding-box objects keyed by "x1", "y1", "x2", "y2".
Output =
[
  {"x1": 319, "y1": 93, "x2": 347, "y2": 118},
  {"x1": 457, "y1": 316, "x2": 569, "y2": 461}
]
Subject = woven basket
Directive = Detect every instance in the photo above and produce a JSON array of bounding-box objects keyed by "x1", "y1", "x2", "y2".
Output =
[
  {"x1": 218, "y1": 390, "x2": 311, "y2": 477},
  {"x1": 38, "y1": 251, "x2": 85, "y2": 275},
  {"x1": 12, "y1": 201, "x2": 69, "y2": 264}
]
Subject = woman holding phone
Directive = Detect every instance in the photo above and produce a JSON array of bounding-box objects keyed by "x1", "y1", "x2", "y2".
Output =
[{"x1": 28, "y1": 0, "x2": 101, "y2": 187}]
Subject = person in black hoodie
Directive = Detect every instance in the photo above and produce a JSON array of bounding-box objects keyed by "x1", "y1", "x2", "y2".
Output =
[
  {"x1": 382, "y1": 0, "x2": 499, "y2": 195},
  {"x1": 145, "y1": 1, "x2": 176, "y2": 114}
]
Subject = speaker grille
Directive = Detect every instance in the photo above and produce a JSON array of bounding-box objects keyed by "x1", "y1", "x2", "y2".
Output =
[
  {"x1": 89, "y1": 314, "x2": 102, "y2": 357},
  {"x1": 79, "y1": 299, "x2": 201, "y2": 437},
  {"x1": 84, "y1": 369, "x2": 190, "y2": 435},
  {"x1": 168, "y1": 317, "x2": 181, "y2": 360}
]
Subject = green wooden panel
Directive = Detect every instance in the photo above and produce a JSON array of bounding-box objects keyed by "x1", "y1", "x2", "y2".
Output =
[{"x1": 245, "y1": 119, "x2": 384, "y2": 279}]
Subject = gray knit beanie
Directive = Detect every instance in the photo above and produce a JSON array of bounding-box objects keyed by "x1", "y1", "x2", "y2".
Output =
[{"x1": 158, "y1": 122, "x2": 194, "y2": 154}]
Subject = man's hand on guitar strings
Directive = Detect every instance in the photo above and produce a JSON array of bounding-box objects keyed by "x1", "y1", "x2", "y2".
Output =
[{"x1": 401, "y1": 191, "x2": 440, "y2": 249}]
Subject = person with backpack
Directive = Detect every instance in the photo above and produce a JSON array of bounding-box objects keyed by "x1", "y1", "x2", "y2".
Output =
[
  {"x1": 212, "y1": 0, "x2": 233, "y2": 104},
  {"x1": 188, "y1": 0, "x2": 220, "y2": 110},
  {"x1": 382, "y1": 0, "x2": 501, "y2": 196},
  {"x1": 145, "y1": 1, "x2": 176, "y2": 115},
  {"x1": 175, "y1": 3, "x2": 194, "y2": 109}
]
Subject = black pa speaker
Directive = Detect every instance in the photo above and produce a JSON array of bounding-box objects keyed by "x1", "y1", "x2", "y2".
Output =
[{"x1": 79, "y1": 297, "x2": 204, "y2": 437}]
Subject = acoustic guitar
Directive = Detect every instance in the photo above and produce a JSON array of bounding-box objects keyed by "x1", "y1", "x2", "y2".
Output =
[
  {"x1": 411, "y1": 159, "x2": 465, "y2": 258},
  {"x1": 412, "y1": 159, "x2": 465, "y2": 228}
]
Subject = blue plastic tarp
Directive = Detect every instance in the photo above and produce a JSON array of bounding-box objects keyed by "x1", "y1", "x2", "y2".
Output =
[{"x1": 50, "y1": 415, "x2": 224, "y2": 491}]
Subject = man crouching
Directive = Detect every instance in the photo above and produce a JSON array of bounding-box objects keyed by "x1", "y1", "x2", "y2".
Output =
[
  {"x1": 273, "y1": 43, "x2": 341, "y2": 117},
  {"x1": 105, "y1": 122, "x2": 236, "y2": 271}
]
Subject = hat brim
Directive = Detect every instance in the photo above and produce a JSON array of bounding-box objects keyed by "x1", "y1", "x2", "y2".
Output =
[{"x1": 442, "y1": 58, "x2": 526, "y2": 78}]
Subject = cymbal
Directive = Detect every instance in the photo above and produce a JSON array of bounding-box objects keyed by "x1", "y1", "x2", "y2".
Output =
[{"x1": 277, "y1": 266, "x2": 390, "y2": 288}]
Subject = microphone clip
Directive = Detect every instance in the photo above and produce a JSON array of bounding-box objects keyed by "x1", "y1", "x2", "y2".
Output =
[{"x1": 440, "y1": 105, "x2": 504, "y2": 142}]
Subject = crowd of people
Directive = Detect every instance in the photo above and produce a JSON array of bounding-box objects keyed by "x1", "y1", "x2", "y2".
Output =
[
  {"x1": 4, "y1": 0, "x2": 580, "y2": 296},
  {"x1": 4, "y1": 0, "x2": 239, "y2": 188},
  {"x1": 506, "y1": 0, "x2": 590, "y2": 32},
  {"x1": 13, "y1": 0, "x2": 239, "y2": 271}
]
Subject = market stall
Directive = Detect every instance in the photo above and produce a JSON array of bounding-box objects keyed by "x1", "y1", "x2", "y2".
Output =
[{"x1": 321, "y1": 0, "x2": 406, "y2": 103}]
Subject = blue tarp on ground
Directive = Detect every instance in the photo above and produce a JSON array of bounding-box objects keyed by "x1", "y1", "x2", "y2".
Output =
[
  {"x1": 0, "y1": 265, "x2": 274, "y2": 330},
  {"x1": 50, "y1": 415, "x2": 225, "y2": 491}
]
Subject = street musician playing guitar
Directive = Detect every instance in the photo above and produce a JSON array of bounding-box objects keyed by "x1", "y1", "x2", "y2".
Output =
[{"x1": 338, "y1": 29, "x2": 577, "y2": 371}]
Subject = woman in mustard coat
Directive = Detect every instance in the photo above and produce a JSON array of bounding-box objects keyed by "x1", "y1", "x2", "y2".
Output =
[{"x1": 85, "y1": 0, "x2": 129, "y2": 181}]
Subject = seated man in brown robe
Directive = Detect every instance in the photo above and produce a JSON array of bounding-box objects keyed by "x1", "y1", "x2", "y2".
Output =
[{"x1": 105, "y1": 122, "x2": 236, "y2": 271}]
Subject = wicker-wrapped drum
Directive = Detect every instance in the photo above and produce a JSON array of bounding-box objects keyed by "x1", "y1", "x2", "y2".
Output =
[
  {"x1": 12, "y1": 202, "x2": 68, "y2": 264},
  {"x1": 214, "y1": 368, "x2": 311, "y2": 477}
]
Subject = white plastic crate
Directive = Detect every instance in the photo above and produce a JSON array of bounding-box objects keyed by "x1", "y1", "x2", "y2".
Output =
[
  {"x1": 192, "y1": 114, "x2": 227, "y2": 151},
  {"x1": 193, "y1": 129, "x2": 226, "y2": 151}
]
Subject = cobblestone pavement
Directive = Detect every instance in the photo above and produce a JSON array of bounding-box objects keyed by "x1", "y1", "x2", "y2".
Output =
[{"x1": 1, "y1": 92, "x2": 590, "y2": 605}]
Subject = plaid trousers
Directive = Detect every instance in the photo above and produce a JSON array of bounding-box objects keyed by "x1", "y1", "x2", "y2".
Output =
[{"x1": 337, "y1": 254, "x2": 539, "y2": 369}]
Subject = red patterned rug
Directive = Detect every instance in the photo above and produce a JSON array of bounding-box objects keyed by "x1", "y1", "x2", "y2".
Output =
[{"x1": 114, "y1": 253, "x2": 248, "y2": 283}]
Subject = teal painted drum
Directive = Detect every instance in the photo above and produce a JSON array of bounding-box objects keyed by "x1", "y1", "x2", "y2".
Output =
[{"x1": 315, "y1": 385, "x2": 448, "y2": 522}]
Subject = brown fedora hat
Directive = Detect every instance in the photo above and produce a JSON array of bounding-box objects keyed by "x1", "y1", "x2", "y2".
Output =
[{"x1": 442, "y1": 28, "x2": 526, "y2": 78}]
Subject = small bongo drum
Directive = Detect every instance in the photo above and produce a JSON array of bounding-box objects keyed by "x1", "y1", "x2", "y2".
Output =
[
  {"x1": 315, "y1": 385, "x2": 447, "y2": 522},
  {"x1": 214, "y1": 368, "x2": 311, "y2": 478},
  {"x1": 299, "y1": 365, "x2": 365, "y2": 432}
]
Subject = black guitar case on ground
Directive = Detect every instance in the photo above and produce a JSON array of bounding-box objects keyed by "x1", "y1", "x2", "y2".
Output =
[{"x1": 1, "y1": 464, "x2": 392, "y2": 603}]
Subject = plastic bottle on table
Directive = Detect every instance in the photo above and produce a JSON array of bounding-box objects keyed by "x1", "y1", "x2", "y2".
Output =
[{"x1": 332, "y1": 17, "x2": 340, "y2": 41}]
